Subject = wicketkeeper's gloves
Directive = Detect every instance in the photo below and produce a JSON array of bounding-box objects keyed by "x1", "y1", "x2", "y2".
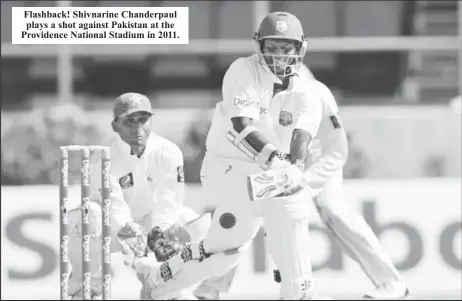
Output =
[
  {"x1": 147, "y1": 224, "x2": 192, "y2": 262},
  {"x1": 117, "y1": 221, "x2": 148, "y2": 267}
]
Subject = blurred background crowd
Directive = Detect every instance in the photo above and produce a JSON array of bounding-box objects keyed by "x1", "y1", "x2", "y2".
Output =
[{"x1": 1, "y1": 0, "x2": 460, "y2": 186}]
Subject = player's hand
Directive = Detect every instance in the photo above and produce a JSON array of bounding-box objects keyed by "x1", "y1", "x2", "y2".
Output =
[
  {"x1": 117, "y1": 221, "x2": 148, "y2": 267},
  {"x1": 124, "y1": 221, "x2": 145, "y2": 237},
  {"x1": 248, "y1": 162, "x2": 305, "y2": 202},
  {"x1": 268, "y1": 152, "x2": 304, "y2": 195},
  {"x1": 275, "y1": 164, "x2": 304, "y2": 197},
  {"x1": 267, "y1": 151, "x2": 291, "y2": 170}
]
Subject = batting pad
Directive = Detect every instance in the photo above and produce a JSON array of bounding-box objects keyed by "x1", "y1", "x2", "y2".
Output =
[{"x1": 261, "y1": 195, "x2": 314, "y2": 299}]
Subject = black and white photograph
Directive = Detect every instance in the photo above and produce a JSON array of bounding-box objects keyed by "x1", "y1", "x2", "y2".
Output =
[{"x1": 1, "y1": 1, "x2": 461, "y2": 300}]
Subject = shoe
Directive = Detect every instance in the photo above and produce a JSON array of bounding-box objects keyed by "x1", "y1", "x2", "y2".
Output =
[
  {"x1": 193, "y1": 285, "x2": 220, "y2": 300},
  {"x1": 273, "y1": 272, "x2": 332, "y2": 300},
  {"x1": 363, "y1": 282, "x2": 412, "y2": 300}
]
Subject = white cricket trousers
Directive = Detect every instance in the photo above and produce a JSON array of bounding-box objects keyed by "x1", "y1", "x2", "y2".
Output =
[{"x1": 313, "y1": 171, "x2": 402, "y2": 287}]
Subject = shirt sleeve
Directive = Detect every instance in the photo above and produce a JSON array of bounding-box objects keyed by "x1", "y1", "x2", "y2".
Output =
[
  {"x1": 303, "y1": 84, "x2": 349, "y2": 197},
  {"x1": 109, "y1": 174, "x2": 134, "y2": 233},
  {"x1": 293, "y1": 91, "x2": 323, "y2": 139},
  {"x1": 152, "y1": 143, "x2": 185, "y2": 226},
  {"x1": 222, "y1": 58, "x2": 261, "y2": 120}
]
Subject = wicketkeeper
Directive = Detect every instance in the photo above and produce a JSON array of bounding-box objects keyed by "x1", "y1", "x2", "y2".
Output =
[{"x1": 65, "y1": 92, "x2": 219, "y2": 299}]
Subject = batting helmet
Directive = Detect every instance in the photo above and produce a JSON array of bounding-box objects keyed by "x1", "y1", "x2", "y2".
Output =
[{"x1": 254, "y1": 12, "x2": 308, "y2": 78}]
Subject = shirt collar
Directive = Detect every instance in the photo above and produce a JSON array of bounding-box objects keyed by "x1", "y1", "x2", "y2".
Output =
[{"x1": 114, "y1": 132, "x2": 154, "y2": 159}]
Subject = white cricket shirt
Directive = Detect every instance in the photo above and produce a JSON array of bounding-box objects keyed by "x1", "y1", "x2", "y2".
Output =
[
  {"x1": 205, "y1": 54, "x2": 323, "y2": 160},
  {"x1": 297, "y1": 66, "x2": 349, "y2": 195},
  {"x1": 89, "y1": 133, "x2": 185, "y2": 233}
]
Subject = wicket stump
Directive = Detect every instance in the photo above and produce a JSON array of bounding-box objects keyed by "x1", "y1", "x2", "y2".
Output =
[{"x1": 59, "y1": 145, "x2": 111, "y2": 300}]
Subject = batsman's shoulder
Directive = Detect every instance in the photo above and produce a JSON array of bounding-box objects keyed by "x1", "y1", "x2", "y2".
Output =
[
  {"x1": 299, "y1": 79, "x2": 338, "y2": 111},
  {"x1": 226, "y1": 55, "x2": 259, "y2": 79},
  {"x1": 310, "y1": 79, "x2": 336, "y2": 100},
  {"x1": 297, "y1": 80, "x2": 324, "y2": 105},
  {"x1": 314, "y1": 80, "x2": 340, "y2": 113}
]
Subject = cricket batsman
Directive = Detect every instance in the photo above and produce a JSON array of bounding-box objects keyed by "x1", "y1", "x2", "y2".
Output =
[
  {"x1": 215, "y1": 58, "x2": 412, "y2": 299},
  {"x1": 118, "y1": 12, "x2": 334, "y2": 300},
  {"x1": 211, "y1": 12, "x2": 411, "y2": 299},
  {"x1": 65, "y1": 92, "x2": 212, "y2": 299}
]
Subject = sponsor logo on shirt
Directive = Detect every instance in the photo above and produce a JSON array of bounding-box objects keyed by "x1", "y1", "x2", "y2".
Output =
[
  {"x1": 279, "y1": 111, "x2": 293, "y2": 126},
  {"x1": 234, "y1": 97, "x2": 258, "y2": 108},
  {"x1": 119, "y1": 172, "x2": 134, "y2": 189}
]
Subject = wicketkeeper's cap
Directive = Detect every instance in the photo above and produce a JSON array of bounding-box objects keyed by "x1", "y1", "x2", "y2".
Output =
[{"x1": 113, "y1": 92, "x2": 153, "y2": 120}]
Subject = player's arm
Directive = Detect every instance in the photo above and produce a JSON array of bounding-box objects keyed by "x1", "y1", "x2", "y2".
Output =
[
  {"x1": 303, "y1": 86, "x2": 348, "y2": 192},
  {"x1": 88, "y1": 151, "x2": 135, "y2": 234},
  {"x1": 230, "y1": 116, "x2": 278, "y2": 165},
  {"x1": 224, "y1": 59, "x2": 289, "y2": 169},
  {"x1": 109, "y1": 174, "x2": 138, "y2": 232},
  {"x1": 247, "y1": 90, "x2": 338, "y2": 201},
  {"x1": 287, "y1": 65, "x2": 322, "y2": 170},
  {"x1": 154, "y1": 144, "x2": 185, "y2": 225},
  {"x1": 289, "y1": 92, "x2": 324, "y2": 171}
]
